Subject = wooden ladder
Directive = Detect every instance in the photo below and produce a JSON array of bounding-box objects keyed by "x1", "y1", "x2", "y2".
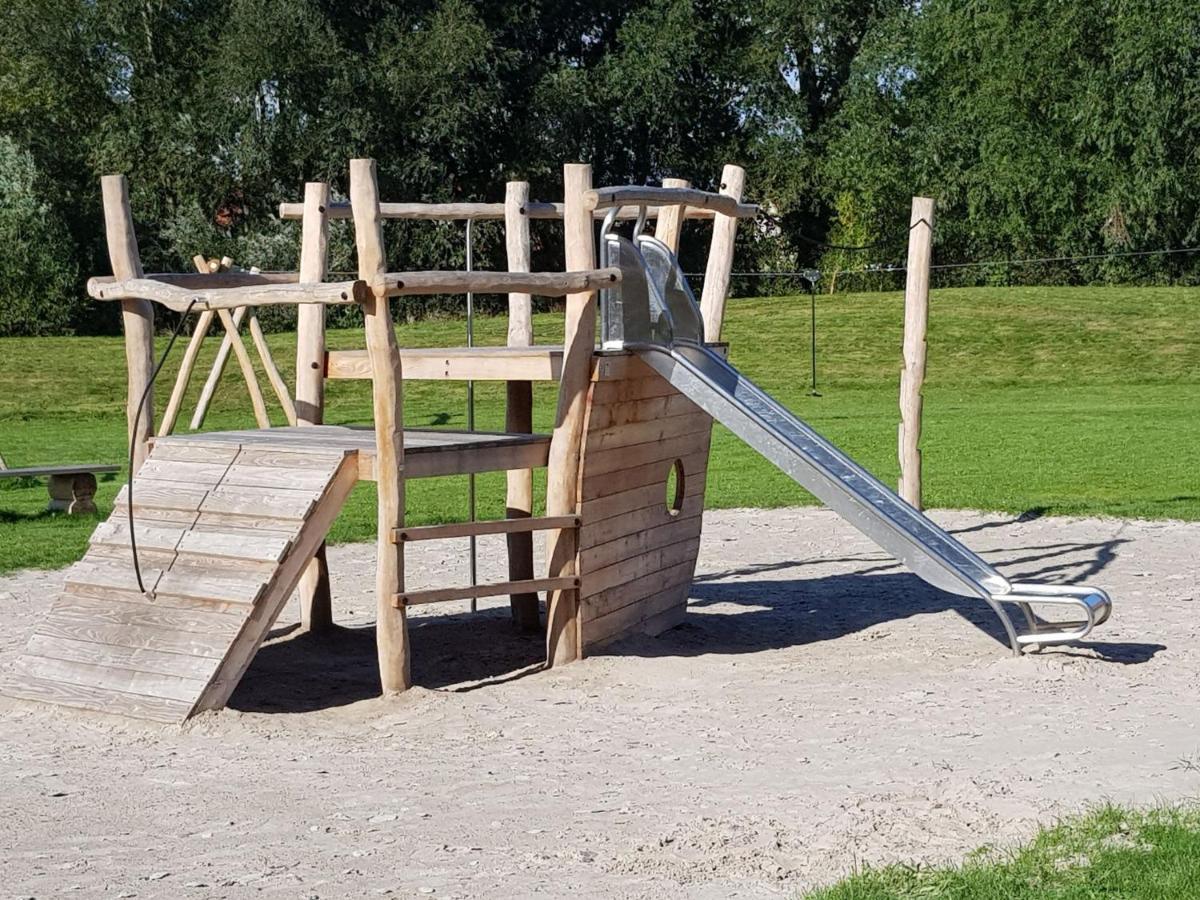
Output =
[{"x1": 3, "y1": 440, "x2": 357, "y2": 722}]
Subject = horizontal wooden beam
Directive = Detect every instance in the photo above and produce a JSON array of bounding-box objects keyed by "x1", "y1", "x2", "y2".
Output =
[
  {"x1": 278, "y1": 200, "x2": 729, "y2": 222},
  {"x1": 87, "y1": 276, "x2": 364, "y2": 313},
  {"x1": 392, "y1": 515, "x2": 580, "y2": 543},
  {"x1": 585, "y1": 186, "x2": 758, "y2": 219},
  {"x1": 378, "y1": 268, "x2": 619, "y2": 298},
  {"x1": 326, "y1": 346, "x2": 564, "y2": 381},
  {"x1": 394, "y1": 576, "x2": 579, "y2": 608}
]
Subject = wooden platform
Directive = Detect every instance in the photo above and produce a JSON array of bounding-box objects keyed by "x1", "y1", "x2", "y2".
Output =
[
  {"x1": 3, "y1": 441, "x2": 358, "y2": 722},
  {"x1": 153, "y1": 425, "x2": 551, "y2": 479}
]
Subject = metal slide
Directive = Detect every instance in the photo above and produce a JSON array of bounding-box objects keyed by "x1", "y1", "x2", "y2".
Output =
[{"x1": 597, "y1": 219, "x2": 1111, "y2": 653}]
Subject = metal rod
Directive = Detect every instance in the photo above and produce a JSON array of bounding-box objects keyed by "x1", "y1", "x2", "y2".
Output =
[
  {"x1": 465, "y1": 218, "x2": 478, "y2": 610},
  {"x1": 808, "y1": 282, "x2": 821, "y2": 397}
]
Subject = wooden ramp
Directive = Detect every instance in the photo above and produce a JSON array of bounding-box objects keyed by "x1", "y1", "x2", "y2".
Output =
[{"x1": 3, "y1": 440, "x2": 357, "y2": 723}]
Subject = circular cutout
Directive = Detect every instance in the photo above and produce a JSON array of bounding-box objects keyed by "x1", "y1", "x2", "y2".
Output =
[{"x1": 665, "y1": 459, "x2": 685, "y2": 516}]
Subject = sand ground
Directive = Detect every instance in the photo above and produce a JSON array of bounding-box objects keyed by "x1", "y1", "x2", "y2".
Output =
[{"x1": 1, "y1": 507, "x2": 1197, "y2": 899}]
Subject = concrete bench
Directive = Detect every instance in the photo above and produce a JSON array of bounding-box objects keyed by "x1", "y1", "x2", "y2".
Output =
[{"x1": 0, "y1": 464, "x2": 120, "y2": 515}]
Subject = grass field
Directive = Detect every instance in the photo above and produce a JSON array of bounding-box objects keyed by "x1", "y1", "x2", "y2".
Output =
[
  {"x1": 0, "y1": 285, "x2": 1197, "y2": 573},
  {"x1": 802, "y1": 805, "x2": 1200, "y2": 899}
]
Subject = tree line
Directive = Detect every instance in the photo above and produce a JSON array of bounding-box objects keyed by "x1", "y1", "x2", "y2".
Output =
[{"x1": 1, "y1": 0, "x2": 1197, "y2": 335}]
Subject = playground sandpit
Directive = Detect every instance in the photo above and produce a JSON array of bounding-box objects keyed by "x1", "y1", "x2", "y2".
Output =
[{"x1": 2, "y1": 506, "x2": 1197, "y2": 898}]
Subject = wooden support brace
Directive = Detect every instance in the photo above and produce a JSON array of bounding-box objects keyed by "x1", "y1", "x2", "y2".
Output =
[
  {"x1": 392, "y1": 515, "x2": 580, "y2": 544},
  {"x1": 396, "y1": 577, "x2": 579, "y2": 609}
]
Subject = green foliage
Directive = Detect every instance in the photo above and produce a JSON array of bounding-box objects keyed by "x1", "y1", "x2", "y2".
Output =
[
  {"x1": 804, "y1": 804, "x2": 1200, "y2": 899},
  {"x1": 0, "y1": 137, "x2": 79, "y2": 335}
]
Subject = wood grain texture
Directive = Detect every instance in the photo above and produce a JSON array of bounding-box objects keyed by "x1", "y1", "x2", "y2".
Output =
[
  {"x1": 898, "y1": 196, "x2": 935, "y2": 510},
  {"x1": 699, "y1": 164, "x2": 746, "y2": 341}
]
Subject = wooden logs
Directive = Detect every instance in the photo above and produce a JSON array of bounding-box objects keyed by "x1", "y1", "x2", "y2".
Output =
[
  {"x1": 100, "y1": 175, "x2": 154, "y2": 470},
  {"x1": 215, "y1": 308, "x2": 272, "y2": 429},
  {"x1": 87, "y1": 276, "x2": 363, "y2": 313},
  {"x1": 379, "y1": 269, "x2": 618, "y2": 298},
  {"x1": 654, "y1": 177, "x2": 691, "y2": 253},
  {"x1": 157, "y1": 255, "x2": 218, "y2": 437},
  {"x1": 278, "y1": 200, "x2": 733, "y2": 222},
  {"x1": 543, "y1": 163, "x2": 596, "y2": 667},
  {"x1": 350, "y1": 158, "x2": 411, "y2": 694},
  {"x1": 504, "y1": 180, "x2": 540, "y2": 630},
  {"x1": 191, "y1": 306, "x2": 248, "y2": 430},
  {"x1": 585, "y1": 185, "x2": 757, "y2": 218},
  {"x1": 699, "y1": 164, "x2": 746, "y2": 341},
  {"x1": 898, "y1": 196, "x2": 936, "y2": 509},
  {"x1": 295, "y1": 182, "x2": 333, "y2": 632}
]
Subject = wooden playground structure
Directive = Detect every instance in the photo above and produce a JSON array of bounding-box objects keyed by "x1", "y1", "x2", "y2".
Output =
[
  {"x1": 4, "y1": 159, "x2": 756, "y2": 721},
  {"x1": 4, "y1": 158, "x2": 1113, "y2": 724}
]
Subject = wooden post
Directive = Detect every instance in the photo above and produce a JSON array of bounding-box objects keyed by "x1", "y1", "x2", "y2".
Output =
[
  {"x1": 504, "y1": 180, "x2": 540, "y2": 631},
  {"x1": 215, "y1": 309, "x2": 271, "y2": 428},
  {"x1": 898, "y1": 196, "x2": 935, "y2": 509},
  {"x1": 654, "y1": 177, "x2": 690, "y2": 253},
  {"x1": 698, "y1": 164, "x2": 746, "y2": 341},
  {"x1": 350, "y1": 158, "x2": 410, "y2": 694},
  {"x1": 295, "y1": 182, "x2": 334, "y2": 632},
  {"x1": 100, "y1": 175, "x2": 154, "y2": 470},
  {"x1": 544, "y1": 163, "x2": 596, "y2": 666},
  {"x1": 157, "y1": 256, "x2": 217, "y2": 437},
  {"x1": 189, "y1": 305, "x2": 248, "y2": 429}
]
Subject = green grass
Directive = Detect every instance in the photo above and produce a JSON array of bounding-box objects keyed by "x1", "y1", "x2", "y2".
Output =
[
  {"x1": 1, "y1": 285, "x2": 1197, "y2": 573},
  {"x1": 802, "y1": 804, "x2": 1200, "y2": 899}
]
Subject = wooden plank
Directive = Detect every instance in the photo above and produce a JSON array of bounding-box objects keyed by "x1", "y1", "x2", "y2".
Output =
[
  {"x1": 65, "y1": 560, "x2": 164, "y2": 596},
  {"x1": 580, "y1": 449, "x2": 709, "y2": 502},
  {"x1": 148, "y1": 442, "x2": 241, "y2": 464},
  {"x1": 584, "y1": 410, "x2": 713, "y2": 454},
  {"x1": 579, "y1": 464, "x2": 706, "y2": 525},
  {"x1": 581, "y1": 535, "x2": 701, "y2": 600},
  {"x1": 113, "y1": 480, "x2": 209, "y2": 513},
  {"x1": 220, "y1": 464, "x2": 340, "y2": 492},
  {"x1": 137, "y1": 459, "x2": 232, "y2": 485},
  {"x1": 584, "y1": 186, "x2": 756, "y2": 218},
  {"x1": 191, "y1": 511, "x2": 305, "y2": 535},
  {"x1": 590, "y1": 353, "x2": 660, "y2": 383},
  {"x1": 24, "y1": 634, "x2": 220, "y2": 682},
  {"x1": 64, "y1": 579, "x2": 253, "y2": 616},
  {"x1": 47, "y1": 593, "x2": 245, "y2": 634},
  {"x1": 155, "y1": 566, "x2": 268, "y2": 605},
  {"x1": 584, "y1": 392, "x2": 702, "y2": 432},
  {"x1": 326, "y1": 346, "x2": 563, "y2": 381},
  {"x1": 581, "y1": 427, "x2": 715, "y2": 478},
  {"x1": 397, "y1": 576, "x2": 578, "y2": 608},
  {"x1": 34, "y1": 615, "x2": 230, "y2": 659},
  {"x1": 12, "y1": 654, "x2": 209, "y2": 705},
  {"x1": 199, "y1": 485, "x2": 318, "y2": 520},
  {"x1": 2, "y1": 674, "x2": 192, "y2": 724},
  {"x1": 386, "y1": 439, "x2": 549, "y2": 480},
  {"x1": 176, "y1": 529, "x2": 291, "y2": 563},
  {"x1": 91, "y1": 520, "x2": 186, "y2": 554},
  {"x1": 394, "y1": 515, "x2": 579, "y2": 543},
  {"x1": 579, "y1": 497, "x2": 704, "y2": 554},
  {"x1": 233, "y1": 447, "x2": 349, "y2": 470},
  {"x1": 589, "y1": 374, "x2": 679, "y2": 404},
  {"x1": 580, "y1": 499, "x2": 705, "y2": 569},
  {"x1": 584, "y1": 580, "x2": 692, "y2": 649},
  {"x1": 0, "y1": 464, "x2": 119, "y2": 478},
  {"x1": 581, "y1": 558, "x2": 697, "y2": 626}
]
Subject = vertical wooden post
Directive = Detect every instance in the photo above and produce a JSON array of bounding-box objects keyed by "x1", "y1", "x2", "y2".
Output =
[
  {"x1": 543, "y1": 163, "x2": 596, "y2": 666},
  {"x1": 698, "y1": 164, "x2": 745, "y2": 341},
  {"x1": 157, "y1": 256, "x2": 217, "y2": 437},
  {"x1": 898, "y1": 196, "x2": 936, "y2": 509},
  {"x1": 504, "y1": 180, "x2": 540, "y2": 631},
  {"x1": 295, "y1": 182, "x2": 334, "y2": 632},
  {"x1": 654, "y1": 177, "x2": 690, "y2": 253},
  {"x1": 101, "y1": 175, "x2": 154, "y2": 470},
  {"x1": 350, "y1": 158, "x2": 410, "y2": 694}
]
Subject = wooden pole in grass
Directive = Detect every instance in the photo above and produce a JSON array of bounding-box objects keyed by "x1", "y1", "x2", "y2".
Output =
[
  {"x1": 350, "y1": 158, "x2": 410, "y2": 694},
  {"x1": 504, "y1": 180, "x2": 540, "y2": 631},
  {"x1": 101, "y1": 175, "x2": 154, "y2": 470},
  {"x1": 544, "y1": 163, "x2": 597, "y2": 666},
  {"x1": 898, "y1": 196, "x2": 936, "y2": 509},
  {"x1": 295, "y1": 181, "x2": 334, "y2": 633}
]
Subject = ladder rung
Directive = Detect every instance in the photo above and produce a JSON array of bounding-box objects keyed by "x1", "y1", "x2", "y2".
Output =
[
  {"x1": 394, "y1": 576, "x2": 579, "y2": 608},
  {"x1": 391, "y1": 515, "x2": 580, "y2": 543}
]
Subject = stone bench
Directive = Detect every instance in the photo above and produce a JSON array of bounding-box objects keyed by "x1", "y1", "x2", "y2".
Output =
[{"x1": 0, "y1": 464, "x2": 120, "y2": 515}]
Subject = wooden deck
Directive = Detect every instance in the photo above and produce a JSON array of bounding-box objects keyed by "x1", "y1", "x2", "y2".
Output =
[{"x1": 153, "y1": 425, "x2": 551, "y2": 479}]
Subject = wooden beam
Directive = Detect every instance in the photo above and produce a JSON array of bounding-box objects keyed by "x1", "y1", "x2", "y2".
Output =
[
  {"x1": 351, "y1": 158, "x2": 410, "y2": 695},
  {"x1": 699, "y1": 164, "x2": 747, "y2": 340},
  {"x1": 379, "y1": 268, "x2": 618, "y2": 298},
  {"x1": 504, "y1": 179, "x2": 539, "y2": 630},
  {"x1": 157, "y1": 255, "x2": 219, "y2": 437},
  {"x1": 87, "y1": 276, "x2": 363, "y2": 313},
  {"x1": 190, "y1": 306, "x2": 247, "y2": 430},
  {"x1": 215, "y1": 308, "x2": 272, "y2": 429},
  {"x1": 585, "y1": 185, "x2": 757, "y2": 218},
  {"x1": 898, "y1": 196, "x2": 936, "y2": 509},
  {"x1": 396, "y1": 576, "x2": 579, "y2": 608},
  {"x1": 100, "y1": 175, "x2": 154, "y2": 470},
  {"x1": 325, "y1": 346, "x2": 563, "y2": 382},
  {"x1": 544, "y1": 163, "x2": 595, "y2": 667},
  {"x1": 393, "y1": 515, "x2": 579, "y2": 543},
  {"x1": 654, "y1": 177, "x2": 691, "y2": 254},
  {"x1": 278, "y1": 200, "x2": 734, "y2": 222},
  {"x1": 247, "y1": 314, "x2": 298, "y2": 426}
]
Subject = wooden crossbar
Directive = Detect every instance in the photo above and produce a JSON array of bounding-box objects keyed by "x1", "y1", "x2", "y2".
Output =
[
  {"x1": 585, "y1": 186, "x2": 758, "y2": 218},
  {"x1": 392, "y1": 515, "x2": 580, "y2": 543},
  {"x1": 277, "y1": 200, "x2": 732, "y2": 222},
  {"x1": 394, "y1": 576, "x2": 580, "y2": 608}
]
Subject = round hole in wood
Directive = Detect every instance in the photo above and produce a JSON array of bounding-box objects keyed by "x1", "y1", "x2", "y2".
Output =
[{"x1": 665, "y1": 458, "x2": 685, "y2": 517}]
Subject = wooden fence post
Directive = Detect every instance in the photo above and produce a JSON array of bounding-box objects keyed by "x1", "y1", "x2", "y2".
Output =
[
  {"x1": 504, "y1": 180, "x2": 540, "y2": 631},
  {"x1": 544, "y1": 163, "x2": 596, "y2": 666},
  {"x1": 100, "y1": 175, "x2": 154, "y2": 471},
  {"x1": 350, "y1": 158, "x2": 410, "y2": 694},
  {"x1": 699, "y1": 164, "x2": 745, "y2": 340},
  {"x1": 898, "y1": 196, "x2": 936, "y2": 509}
]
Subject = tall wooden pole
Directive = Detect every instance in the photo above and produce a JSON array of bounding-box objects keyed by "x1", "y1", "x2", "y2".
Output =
[
  {"x1": 101, "y1": 175, "x2": 154, "y2": 471},
  {"x1": 698, "y1": 164, "x2": 745, "y2": 340},
  {"x1": 295, "y1": 181, "x2": 334, "y2": 632},
  {"x1": 898, "y1": 196, "x2": 936, "y2": 509},
  {"x1": 544, "y1": 163, "x2": 596, "y2": 666},
  {"x1": 351, "y1": 158, "x2": 410, "y2": 694},
  {"x1": 504, "y1": 180, "x2": 540, "y2": 630},
  {"x1": 654, "y1": 177, "x2": 691, "y2": 253}
]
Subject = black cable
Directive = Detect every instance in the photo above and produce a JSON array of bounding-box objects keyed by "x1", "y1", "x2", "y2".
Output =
[{"x1": 127, "y1": 299, "x2": 198, "y2": 595}]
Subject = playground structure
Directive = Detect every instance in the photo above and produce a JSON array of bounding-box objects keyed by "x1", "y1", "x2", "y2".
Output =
[{"x1": 3, "y1": 159, "x2": 1111, "y2": 723}]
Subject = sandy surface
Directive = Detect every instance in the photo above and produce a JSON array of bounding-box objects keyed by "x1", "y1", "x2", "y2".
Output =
[{"x1": 1, "y1": 507, "x2": 1198, "y2": 899}]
